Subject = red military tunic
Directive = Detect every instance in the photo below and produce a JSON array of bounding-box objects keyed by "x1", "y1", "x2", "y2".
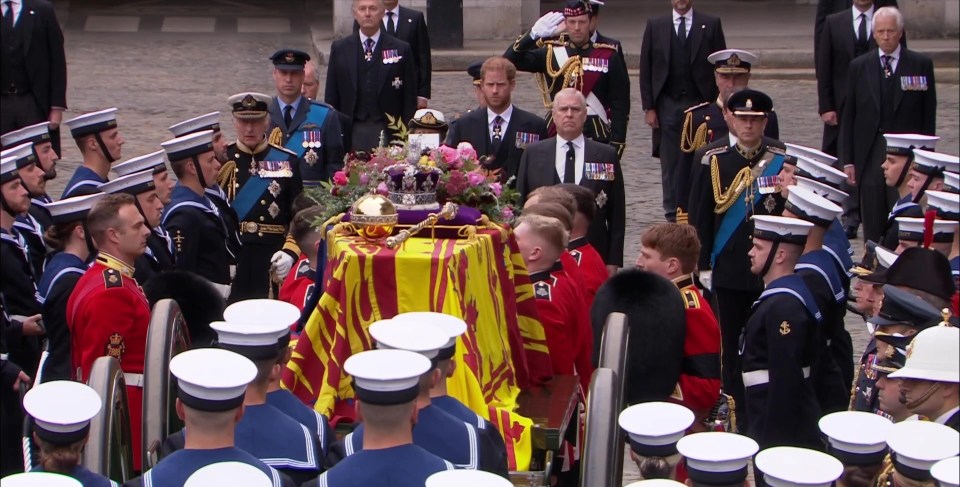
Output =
[
  {"x1": 568, "y1": 236, "x2": 608, "y2": 309},
  {"x1": 67, "y1": 253, "x2": 151, "y2": 470},
  {"x1": 670, "y1": 274, "x2": 722, "y2": 423},
  {"x1": 279, "y1": 256, "x2": 316, "y2": 335},
  {"x1": 531, "y1": 260, "x2": 594, "y2": 393}
]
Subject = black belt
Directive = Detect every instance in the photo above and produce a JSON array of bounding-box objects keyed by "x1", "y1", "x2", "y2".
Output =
[{"x1": 682, "y1": 353, "x2": 722, "y2": 379}]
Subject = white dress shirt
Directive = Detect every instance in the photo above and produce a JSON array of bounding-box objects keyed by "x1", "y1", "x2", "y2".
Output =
[
  {"x1": 487, "y1": 105, "x2": 514, "y2": 143},
  {"x1": 879, "y1": 45, "x2": 901, "y2": 73},
  {"x1": 383, "y1": 5, "x2": 400, "y2": 31},
  {"x1": 360, "y1": 29, "x2": 381, "y2": 52},
  {"x1": 672, "y1": 9, "x2": 693, "y2": 38},
  {"x1": 555, "y1": 135, "x2": 586, "y2": 184},
  {"x1": 852, "y1": 5, "x2": 874, "y2": 41},
  {"x1": 0, "y1": 0, "x2": 21, "y2": 24}
]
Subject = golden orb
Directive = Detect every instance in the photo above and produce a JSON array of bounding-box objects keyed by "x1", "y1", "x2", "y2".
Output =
[{"x1": 350, "y1": 194, "x2": 399, "y2": 242}]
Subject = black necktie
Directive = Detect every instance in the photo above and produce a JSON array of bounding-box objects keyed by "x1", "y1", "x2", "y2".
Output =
[
  {"x1": 491, "y1": 115, "x2": 504, "y2": 152},
  {"x1": 364, "y1": 38, "x2": 375, "y2": 62},
  {"x1": 283, "y1": 105, "x2": 293, "y2": 127},
  {"x1": 678, "y1": 16, "x2": 687, "y2": 46},
  {"x1": 564, "y1": 141, "x2": 576, "y2": 183},
  {"x1": 857, "y1": 13, "x2": 867, "y2": 42},
  {"x1": 386, "y1": 12, "x2": 396, "y2": 35},
  {"x1": 2, "y1": 2, "x2": 13, "y2": 29},
  {"x1": 882, "y1": 54, "x2": 893, "y2": 78}
]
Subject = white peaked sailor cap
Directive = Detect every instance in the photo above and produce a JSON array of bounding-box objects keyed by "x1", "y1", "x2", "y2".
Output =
[
  {"x1": 895, "y1": 217, "x2": 955, "y2": 243},
  {"x1": 22, "y1": 381, "x2": 102, "y2": 444},
  {"x1": 1, "y1": 141, "x2": 37, "y2": 168},
  {"x1": 64, "y1": 108, "x2": 119, "y2": 138},
  {"x1": 160, "y1": 130, "x2": 215, "y2": 161},
  {"x1": 369, "y1": 319, "x2": 449, "y2": 360},
  {"x1": 112, "y1": 150, "x2": 167, "y2": 177},
  {"x1": 0, "y1": 472, "x2": 83, "y2": 487},
  {"x1": 707, "y1": 49, "x2": 758, "y2": 73},
  {"x1": 794, "y1": 176, "x2": 849, "y2": 205},
  {"x1": 624, "y1": 480, "x2": 687, "y2": 487},
  {"x1": 391, "y1": 312, "x2": 467, "y2": 359},
  {"x1": 755, "y1": 446, "x2": 843, "y2": 487},
  {"x1": 785, "y1": 185, "x2": 843, "y2": 228},
  {"x1": 875, "y1": 246, "x2": 899, "y2": 269},
  {"x1": 169, "y1": 348, "x2": 257, "y2": 411},
  {"x1": 912, "y1": 149, "x2": 959, "y2": 177},
  {"x1": 46, "y1": 193, "x2": 105, "y2": 225},
  {"x1": 944, "y1": 172, "x2": 960, "y2": 193},
  {"x1": 344, "y1": 349, "x2": 432, "y2": 405},
  {"x1": 883, "y1": 133, "x2": 939, "y2": 155},
  {"x1": 169, "y1": 112, "x2": 222, "y2": 137},
  {"x1": 888, "y1": 325, "x2": 960, "y2": 383},
  {"x1": 885, "y1": 421, "x2": 960, "y2": 481},
  {"x1": 425, "y1": 470, "x2": 514, "y2": 487},
  {"x1": 98, "y1": 169, "x2": 156, "y2": 196},
  {"x1": 676, "y1": 432, "x2": 758, "y2": 485},
  {"x1": 1, "y1": 121, "x2": 51, "y2": 149},
  {"x1": 792, "y1": 155, "x2": 847, "y2": 189},
  {"x1": 785, "y1": 142, "x2": 838, "y2": 167},
  {"x1": 818, "y1": 411, "x2": 893, "y2": 466},
  {"x1": 210, "y1": 320, "x2": 290, "y2": 361},
  {"x1": 0, "y1": 156, "x2": 18, "y2": 182},
  {"x1": 184, "y1": 461, "x2": 272, "y2": 487},
  {"x1": 931, "y1": 456, "x2": 960, "y2": 487},
  {"x1": 925, "y1": 190, "x2": 960, "y2": 221},
  {"x1": 618, "y1": 401, "x2": 694, "y2": 457},
  {"x1": 224, "y1": 299, "x2": 300, "y2": 346},
  {"x1": 751, "y1": 215, "x2": 814, "y2": 245}
]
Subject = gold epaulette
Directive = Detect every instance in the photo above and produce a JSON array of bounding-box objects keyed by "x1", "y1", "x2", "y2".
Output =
[
  {"x1": 684, "y1": 101, "x2": 710, "y2": 114},
  {"x1": 269, "y1": 143, "x2": 298, "y2": 157},
  {"x1": 712, "y1": 155, "x2": 753, "y2": 214},
  {"x1": 268, "y1": 127, "x2": 284, "y2": 146},
  {"x1": 592, "y1": 41, "x2": 618, "y2": 51},
  {"x1": 217, "y1": 160, "x2": 237, "y2": 201},
  {"x1": 681, "y1": 107, "x2": 710, "y2": 154},
  {"x1": 681, "y1": 288, "x2": 701, "y2": 310},
  {"x1": 700, "y1": 145, "x2": 729, "y2": 165}
]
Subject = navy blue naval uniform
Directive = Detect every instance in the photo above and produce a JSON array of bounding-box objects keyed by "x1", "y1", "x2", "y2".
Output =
[
  {"x1": 14, "y1": 207, "x2": 47, "y2": 280},
  {"x1": 880, "y1": 194, "x2": 922, "y2": 251},
  {"x1": 266, "y1": 388, "x2": 333, "y2": 448},
  {"x1": 335, "y1": 404, "x2": 493, "y2": 472},
  {"x1": 61, "y1": 166, "x2": 105, "y2": 199},
  {"x1": 431, "y1": 395, "x2": 509, "y2": 477},
  {"x1": 38, "y1": 251, "x2": 86, "y2": 382},
  {"x1": 0, "y1": 226, "x2": 42, "y2": 373},
  {"x1": 126, "y1": 446, "x2": 291, "y2": 487},
  {"x1": 134, "y1": 227, "x2": 176, "y2": 286},
  {"x1": 34, "y1": 465, "x2": 118, "y2": 487},
  {"x1": 741, "y1": 274, "x2": 823, "y2": 450},
  {"x1": 309, "y1": 444, "x2": 452, "y2": 487},
  {"x1": 161, "y1": 183, "x2": 232, "y2": 286},
  {"x1": 205, "y1": 183, "x2": 242, "y2": 266}
]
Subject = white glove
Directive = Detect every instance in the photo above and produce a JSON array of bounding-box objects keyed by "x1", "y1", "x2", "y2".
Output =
[
  {"x1": 699, "y1": 270, "x2": 713, "y2": 292},
  {"x1": 270, "y1": 251, "x2": 295, "y2": 280},
  {"x1": 531, "y1": 12, "x2": 565, "y2": 40}
]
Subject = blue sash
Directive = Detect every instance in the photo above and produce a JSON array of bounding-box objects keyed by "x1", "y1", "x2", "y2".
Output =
[
  {"x1": 754, "y1": 274, "x2": 822, "y2": 323},
  {"x1": 232, "y1": 146, "x2": 291, "y2": 221},
  {"x1": 710, "y1": 152, "x2": 785, "y2": 267},
  {"x1": 286, "y1": 102, "x2": 331, "y2": 188},
  {"x1": 285, "y1": 102, "x2": 330, "y2": 157}
]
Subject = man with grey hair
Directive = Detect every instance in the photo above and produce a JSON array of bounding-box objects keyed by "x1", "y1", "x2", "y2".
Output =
[
  {"x1": 516, "y1": 88, "x2": 625, "y2": 273},
  {"x1": 839, "y1": 6, "x2": 936, "y2": 244},
  {"x1": 301, "y1": 61, "x2": 321, "y2": 101}
]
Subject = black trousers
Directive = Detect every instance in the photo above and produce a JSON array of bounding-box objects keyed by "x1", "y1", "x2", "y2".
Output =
[
  {"x1": 0, "y1": 93, "x2": 59, "y2": 156},
  {"x1": 713, "y1": 286, "x2": 761, "y2": 431},
  {"x1": 859, "y1": 139, "x2": 898, "y2": 243},
  {"x1": 823, "y1": 123, "x2": 861, "y2": 232},
  {"x1": 228, "y1": 241, "x2": 281, "y2": 303},
  {"x1": 656, "y1": 94, "x2": 699, "y2": 222},
  {"x1": 350, "y1": 119, "x2": 386, "y2": 153}
]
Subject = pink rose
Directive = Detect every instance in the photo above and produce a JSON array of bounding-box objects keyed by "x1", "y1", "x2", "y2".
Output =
[
  {"x1": 359, "y1": 173, "x2": 370, "y2": 185},
  {"x1": 439, "y1": 145, "x2": 460, "y2": 165},
  {"x1": 376, "y1": 182, "x2": 389, "y2": 195},
  {"x1": 489, "y1": 182, "x2": 502, "y2": 197},
  {"x1": 501, "y1": 206, "x2": 515, "y2": 220},
  {"x1": 333, "y1": 171, "x2": 349, "y2": 186},
  {"x1": 467, "y1": 171, "x2": 485, "y2": 187},
  {"x1": 457, "y1": 142, "x2": 478, "y2": 160}
]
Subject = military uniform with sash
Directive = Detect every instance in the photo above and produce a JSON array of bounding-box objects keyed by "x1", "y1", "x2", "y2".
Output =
[{"x1": 503, "y1": 2, "x2": 630, "y2": 158}]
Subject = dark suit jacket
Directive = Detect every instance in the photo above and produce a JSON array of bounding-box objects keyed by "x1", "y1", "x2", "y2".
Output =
[
  {"x1": 815, "y1": 0, "x2": 899, "y2": 55},
  {"x1": 639, "y1": 10, "x2": 725, "y2": 111},
  {"x1": 324, "y1": 33, "x2": 418, "y2": 139},
  {"x1": 838, "y1": 48, "x2": 936, "y2": 174},
  {"x1": 267, "y1": 97, "x2": 345, "y2": 183},
  {"x1": 443, "y1": 105, "x2": 547, "y2": 182},
  {"x1": 354, "y1": 6, "x2": 431, "y2": 99},
  {"x1": 517, "y1": 137, "x2": 625, "y2": 266},
  {"x1": 10, "y1": 0, "x2": 66, "y2": 114}
]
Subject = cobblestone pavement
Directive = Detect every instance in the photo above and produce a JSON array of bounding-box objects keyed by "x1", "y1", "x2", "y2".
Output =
[{"x1": 52, "y1": 8, "x2": 959, "y2": 484}]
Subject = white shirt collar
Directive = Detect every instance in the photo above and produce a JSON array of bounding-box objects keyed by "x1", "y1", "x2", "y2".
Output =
[
  {"x1": 557, "y1": 134, "x2": 585, "y2": 149},
  {"x1": 728, "y1": 133, "x2": 738, "y2": 147},
  {"x1": 590, "y1": 30, "x2": 598, "y2": 43},
  {"x1": 935, "y1": 406, "x2": 960, "y2": 425},
  {"x1": 673, "y1": 9, "x2": 692, "y2": 22},
  {"x1": 853, "y1": 4, "x2": 874, "y2": 20},
  {"x1": 487, "y1": 105, "x2": 514, "y2": 126},
  {"x1": 384, "y1": 6, "x2": 400, "y2": 19},
  {"x1": 879, "y1": 44, "x2": 901, "y2": 60},
  {"x1": 360, "y1": 30, "x2": 381, "y2": 47}
]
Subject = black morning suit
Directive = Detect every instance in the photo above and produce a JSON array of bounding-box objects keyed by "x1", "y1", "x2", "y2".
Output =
[
  {"x1": 814, "y1": 0, "x2": 899, "y2": 58},
  {"x1": 0, "y1": 0, "x2": 66, "y2": 155},
  {"x1": 516, "y1": 137, "x2": 625, "y2": 267},
  {"x1": 687, "y1": 137, "x2": 786, "y2": 427},
  {"x1": 443, "y1": 106, "x2": 547, "y2": 183},
  {"x1": 324, "y1": 32, "x2": 418, "y2": 152},
  {"x1": 838, "y1": 48, "x2": 936, "y2": 243},
  {"x1": 354, "y1": 5, "x2": 432, "y2": 100},
  {"x1": 639, "y1": 10, "x2": 725, "y2": 220}
]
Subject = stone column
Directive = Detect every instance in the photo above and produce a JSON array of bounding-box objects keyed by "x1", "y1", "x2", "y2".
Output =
[{"x1": 898, "y1": 0, "x2": 959, "y2": 38}]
